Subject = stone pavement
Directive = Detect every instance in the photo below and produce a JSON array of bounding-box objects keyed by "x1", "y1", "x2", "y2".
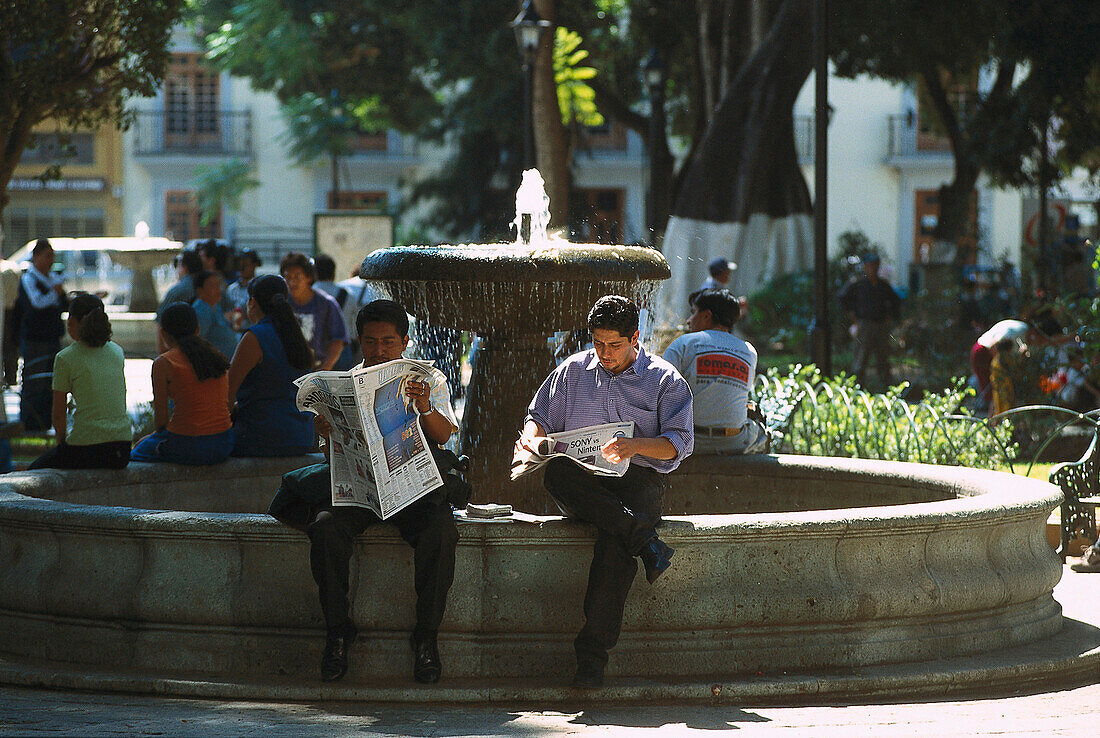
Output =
[
  {"x1": 3, "y1": 564, "x2": 1100, "y2": 736},
  {"x1": 1, "y1": 680, "x2": 1099, "y2": 736}
]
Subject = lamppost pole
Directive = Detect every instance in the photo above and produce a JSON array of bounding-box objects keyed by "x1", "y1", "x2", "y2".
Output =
[
  {"x1": 809, "y1": 0, "x2": 832, "y2": 374},
  {"x1": 642, "y1": 48, "x2": 667, "y2": 247},
  {"x1": 511, "y1": 0, "x2": 551, "y2": 171}
]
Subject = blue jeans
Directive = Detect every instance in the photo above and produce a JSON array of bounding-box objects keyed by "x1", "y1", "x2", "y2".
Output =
[{"x1": 131, "y1": 428, "x2": 233, "y2": 466}]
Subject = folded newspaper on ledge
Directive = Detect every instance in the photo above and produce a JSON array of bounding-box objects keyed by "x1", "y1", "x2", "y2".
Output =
[
  {"x1": 294, "y1": 358, "x2": 445, "y2": 520},
  {"x1": 510, "y1": 421, "x2": 635, "y2": 480}
]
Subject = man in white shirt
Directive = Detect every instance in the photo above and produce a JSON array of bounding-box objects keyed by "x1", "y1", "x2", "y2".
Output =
[
  {"x1": 663, "y1": 288, "x2": 766, "y2": 454},
  {"x1": 699, "y1": 257, "x2": 735, "y2": 291}
]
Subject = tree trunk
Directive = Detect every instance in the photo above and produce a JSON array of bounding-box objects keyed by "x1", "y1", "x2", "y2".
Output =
[
  {"x1": 659, "y1": 0, "x2": 814, "y2": 323},
  {"x1": 0, "y1": 100, "x2": 38, "y2": 229},
  {"x1": 533, "y1": 0, "x2": 570, "y2": 231}
]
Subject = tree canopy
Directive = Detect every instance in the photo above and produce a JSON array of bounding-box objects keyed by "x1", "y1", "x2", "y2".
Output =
[
  {"x1": 832, "y1": 0, "x2": 1100, "y2": 260},
  {"x1": 0, "y1": 0, "x2": 185, "y2": 223}
]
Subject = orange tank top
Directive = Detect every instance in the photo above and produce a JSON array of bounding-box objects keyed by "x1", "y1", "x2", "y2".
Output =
[{"x1": 164, "y1": 347, "x2": 232, "y2": 436}]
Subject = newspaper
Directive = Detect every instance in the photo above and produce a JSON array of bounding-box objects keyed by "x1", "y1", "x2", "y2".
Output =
[
  {"x1": 295, "y1": 358, "x2": 446, "y2": 519},
  {"x1": 510, "y1": 421, "x2": 635, "y2": 480}
]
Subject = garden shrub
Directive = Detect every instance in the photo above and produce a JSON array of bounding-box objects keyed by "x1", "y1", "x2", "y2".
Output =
[{"x1": 756, "y1": 364, "x2": 1017, "y2": 467}]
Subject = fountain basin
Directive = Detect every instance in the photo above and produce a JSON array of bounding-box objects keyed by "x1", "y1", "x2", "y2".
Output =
[
  {"x1": 359, "y1": 242, "x2": 669, "y2": 332},
  {"x1": 0, "y1": 453, "x2": 1062, "y2": 695}
]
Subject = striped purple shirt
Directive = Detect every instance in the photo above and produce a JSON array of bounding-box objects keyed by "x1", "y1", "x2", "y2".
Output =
[{"x1": 526, "y1": 345, "x2": 694, "y2": 473}]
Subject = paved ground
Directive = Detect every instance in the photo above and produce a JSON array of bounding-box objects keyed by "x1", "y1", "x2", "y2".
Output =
[{"x1": 2, "y1": 681, "x2": 1099, "y2": 737}]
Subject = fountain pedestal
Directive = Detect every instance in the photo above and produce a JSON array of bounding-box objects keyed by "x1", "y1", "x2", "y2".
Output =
[
  {"x1": 462, "y1": 331, "x2": 557, "y2": 510},
  {"x1": 108, "y1": 245, "x2": 179, "y2": 313},
  {"x1": 360, "y1": 242, "x2": 670, "y2": 511}
]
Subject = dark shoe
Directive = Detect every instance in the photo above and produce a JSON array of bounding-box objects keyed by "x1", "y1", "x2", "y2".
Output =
[
  {"x1": 571, "y1": 659, "x2": 604, "y2": 688},
  {"x1": 410, "y1": 633, "x2": 442, "y2": 683},
  {"x1": 640, "y1": 535, "x2": 674, "y2": 584},
  {"x1": 320, "y1": 626, "x2": 356, "y2": 682}
]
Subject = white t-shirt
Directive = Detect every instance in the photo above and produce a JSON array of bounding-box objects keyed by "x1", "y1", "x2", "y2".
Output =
[
  {"x1": 977, "y1": 320, "x2": 1029, "y2": 348},
  {"x1": 662, "y1": 328, "x2": 757, "y2": 428}
]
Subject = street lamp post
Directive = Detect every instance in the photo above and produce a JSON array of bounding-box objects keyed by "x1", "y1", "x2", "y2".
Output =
[
  {"x1": 511, "y1": 0, "x2": 551, "y2": 171},
  {"x1": 809, "y1": 0, "x2": 832, "y2": 374},
  {"x1": 642, "y1": 48, "x2": 667, "y2": 246}
]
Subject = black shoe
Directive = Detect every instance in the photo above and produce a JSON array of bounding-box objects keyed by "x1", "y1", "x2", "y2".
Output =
[
  {"x1": 571, "y1": 659, "x2": 604, "y2": 688},
  {"x1": 320, "y1": 626, "x2": 356, "y2": 682},
  {"x1": 640, "y1": 535, "x2": 674, "y2": 584},
  {"x1": 410, "y1": 633, "x2": 442, "y2": 683}
]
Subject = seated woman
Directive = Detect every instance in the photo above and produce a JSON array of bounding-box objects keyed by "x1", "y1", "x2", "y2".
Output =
[
  {"x1": 191, "y1": 270, "x2": 238, "y2": 360},
  {"x1": 228, "y1": 274, "x2": 316, "y2": 457},
  {"x1": 28, "y1": 293, "x2": 131, "y2": 470},
  {"x1": 131, "y1": 303, "x2": 234, "y2": 465}
]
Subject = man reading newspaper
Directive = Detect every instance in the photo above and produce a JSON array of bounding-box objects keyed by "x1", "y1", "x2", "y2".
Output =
[
  {"x1": 515, "y1": 295, "x2": 693, "y2": 688},
  {"x1": 268, "y1": 299, "x2": 465, "y2": 684}
]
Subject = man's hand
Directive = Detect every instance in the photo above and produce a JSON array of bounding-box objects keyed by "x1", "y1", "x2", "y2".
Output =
[
  {"x1": 601, "y1": 437, "x2": 641, "y2": 464},
  {"x1": 404, "y1": 379, "x2": 432, "y2": 414},
  {"x1": 515, "y1": 419, "x2": 550, "y2": 459},
  {"x1": 314, "y1": 415, "x2": 332, "y2": 440}
]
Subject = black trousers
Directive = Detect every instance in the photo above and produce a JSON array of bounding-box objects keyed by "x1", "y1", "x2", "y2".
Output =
[
  {"x1": 28, "y1": 440, "x2": 131, "y2": 470},
  {"x1": 270, "y1": 463, "x2": 458, "y2": 638},
  {"x1": 542, "y1": 458, "x2": 665, "y2": 666}
]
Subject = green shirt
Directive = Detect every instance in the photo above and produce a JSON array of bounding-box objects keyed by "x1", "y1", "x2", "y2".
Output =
[{"x1": 51, "y1": 341, "x2": 131, "y2": 446}]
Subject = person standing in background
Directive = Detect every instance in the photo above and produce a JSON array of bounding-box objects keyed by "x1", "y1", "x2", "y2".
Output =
[
  {"x1": 227, "y1": 248, "x2": 262, "y2": 334},
  {"x1": 700, "y1": 257, "x2": 735, "y2": 291},
  {"x1": 837, "y1": 254, "x2": 901, "y2": 388},
  {"x1": 18, "y1": 238, "x2": 67, "y2": 431},
  {"x1": 279, "y1": 252, "x2": 348, "y2": 371}
]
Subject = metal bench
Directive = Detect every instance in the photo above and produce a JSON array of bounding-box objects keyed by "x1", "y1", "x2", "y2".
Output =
[{"x1": 1050, "y1": 430, "x2": 1100, "y2": 562}]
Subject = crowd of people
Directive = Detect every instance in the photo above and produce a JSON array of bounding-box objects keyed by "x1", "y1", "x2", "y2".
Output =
[{"x1": 7, "y1": 239, "x2": 362, "y2": 471}]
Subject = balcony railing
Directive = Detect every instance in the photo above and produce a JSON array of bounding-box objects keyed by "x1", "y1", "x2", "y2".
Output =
[
  {"x1": 887, "y1": 114, "x2": 952, "y2": 159},
  {"x1": 132, "y1": 110, "x2": 252, "y2": 157}
]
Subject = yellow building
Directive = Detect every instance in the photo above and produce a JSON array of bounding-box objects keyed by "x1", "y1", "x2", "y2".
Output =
[{"x1": 1, "y1": 121, "x2": 125, "y2": 256}]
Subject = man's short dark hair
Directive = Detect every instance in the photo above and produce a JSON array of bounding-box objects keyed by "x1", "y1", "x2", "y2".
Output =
[
  {"x1": 279, "y1": 251, "x2": 316, "y2": 282},
  {"x1": 32, "y1": 237, "x2": 52, "y2": 256},
  {"x1": 707, "y1": 257, "x2": 732, "y2": 278},
  {"x1": 239, "y1": 248, "x2": 262, "y2": 267},
  {"x1": 314, "y1": 253, "x2": 336, "y2": 281},
  {"x1": 690, "y1": 288, "x2": 740, "y2": 328},
  {"x1": 356, "y1": 299, "x2": 409, "y2": 338},
  {"x1": 179, "y1": 249, "x2": 203, "y2": 275},
  {"x1": 587, "y1": 295, "x2": 639, "y2": 337}
]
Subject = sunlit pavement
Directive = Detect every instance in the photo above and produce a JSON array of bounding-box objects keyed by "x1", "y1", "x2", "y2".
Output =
[
  {"x1": 2, "y1": 357, "x2": 154, "y2": 425},
  {"x1": 1, "y1": 681, "x2": 1098, "y2": 737}
]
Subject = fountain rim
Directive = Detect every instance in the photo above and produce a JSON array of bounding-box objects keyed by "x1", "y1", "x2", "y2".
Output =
[
  {"x1": 359, "y1": 242, "x2": 671, "y2": 282},
  {"x1": 0, "y1": 455, "x2": 1060, "y2": 533}
]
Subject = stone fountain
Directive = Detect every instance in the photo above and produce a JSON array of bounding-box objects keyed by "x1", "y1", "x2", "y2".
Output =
[
  {"x1": 105, "y1": 222, "x2": 181, "y2": 313},
  {"x1": 360, "y1": 170, "x2": 669, "y2": 509}
]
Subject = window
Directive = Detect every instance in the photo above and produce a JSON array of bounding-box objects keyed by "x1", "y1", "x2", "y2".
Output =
[
  {"x1": 327, "y1": 191, "x2": 388, "y2": 210},
  {"x1": 164, "y1": 53, "x2": 220, "y2": 149},
  {"x1": 913, "y1": 189, "x2": 976, "y2": 263},
  {"x1": 19, "y1": 133, "x2": 95, "y2": 166},
  {"x1": 569, "y1": 189, "x2": 624, "y2": 244},
  {"x1": 349, "y1": 131, "x2": 389, "y2": 152},
  {"x1": 584, "y1": 120, "x2": 627, "y2": 151},
  {"x1": 1, "y1": 207, "x2": 105, "y2": 254},
  {"x1": 165, "y1": 190, "x2": 221, "y2": 242}
]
